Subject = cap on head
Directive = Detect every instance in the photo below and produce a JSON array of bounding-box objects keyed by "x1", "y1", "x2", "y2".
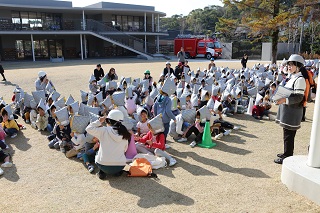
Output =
[
  {"x1": 166, "y1": 61, "x2": 171, "y2": 65},
  {"x1": 107, "y1": 109, "x2": 124, "y2": 122},
  {"x1": 38, "y1": 71, "x2": 47, "y2": 78},
  {"x1": 287, "y1": 54, "x2": 305, "y2": 68},
  {"x1": 144, "y1": 70, "x2": 151, "y2": 75},
  {"x1": 210, "y1": 58, "x2": 215, "y2": 61}
]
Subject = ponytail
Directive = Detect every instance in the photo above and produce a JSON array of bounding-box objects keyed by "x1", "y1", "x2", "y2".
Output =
[
  {"x1": 115, "y1": 123, "x2": 131, "y2": 140},
  {"x1": 107, "y1": 118, "x2": 131, "y2": 140}
]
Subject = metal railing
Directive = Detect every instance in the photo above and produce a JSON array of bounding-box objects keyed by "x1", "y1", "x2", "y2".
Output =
[
  {"x1": 0, "y1": 18, "x2": 158, "y2": 55},
  {"x1": 85, "y1": 19, "x2": 157, "y2": 54}
]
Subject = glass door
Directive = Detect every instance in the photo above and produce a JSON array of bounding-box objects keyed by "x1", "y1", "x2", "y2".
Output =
[
  {"x1": 56, "y1": 41, "x2": 63, "y2": 57},
  {"x1": 49, "y1": 40, "x2": 56, "y2": 57},
  {"x1": 15, "y1": 40, "x2": 24, "y2": 59},
  {"x1": 24, "y1": 41, "x2": 32, "y2": 59}
]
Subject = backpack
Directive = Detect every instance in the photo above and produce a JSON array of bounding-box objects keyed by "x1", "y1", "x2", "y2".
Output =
[{"x1": 127, "y1": 158, "x2": 157, "y2": 178}]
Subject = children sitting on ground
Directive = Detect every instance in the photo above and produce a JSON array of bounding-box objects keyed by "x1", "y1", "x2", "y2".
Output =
[
  {"x1": 136, "y1": 108, "x2": 149, "y2": 137},
  {"x1": 1, "y1": 106, "x2": 19, "y2": 138},
  {"x1": 134, "y1": 114, "x2": 176, "y2": 166}
]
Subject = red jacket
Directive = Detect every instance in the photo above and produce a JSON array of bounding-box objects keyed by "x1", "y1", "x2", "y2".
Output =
[
  {"x1": 252, "y1": 105, "x2": 265, "y2": 117},
  {"x1": 138, "y1": 131, "x2": 165, "y2": 150}
]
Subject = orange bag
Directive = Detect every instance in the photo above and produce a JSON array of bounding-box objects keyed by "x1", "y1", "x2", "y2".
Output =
[{"x1": 128, "y1": 158, "x2": 157, "y2": 178}]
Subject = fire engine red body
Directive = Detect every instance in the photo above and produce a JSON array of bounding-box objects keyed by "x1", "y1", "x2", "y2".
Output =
[{"x1": 174, "y1": 37, "x2": 222, "y2": 60}]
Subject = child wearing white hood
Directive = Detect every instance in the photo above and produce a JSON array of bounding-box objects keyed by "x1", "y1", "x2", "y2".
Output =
[{"x1": 86, "y1": 109, "x2": 131, "y2": 180}]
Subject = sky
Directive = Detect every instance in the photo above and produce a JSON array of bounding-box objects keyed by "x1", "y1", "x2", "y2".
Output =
[{"x1": 71, "y1": 0, "x2": 224, "y2": 17}]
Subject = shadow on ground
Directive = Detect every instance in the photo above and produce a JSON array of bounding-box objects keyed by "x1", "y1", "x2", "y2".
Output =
[
  {"x1": 0, "y1": 164, "x2": 20, "y2": 182},
  {"x1": 108, "y1": 176, "x2": 194, "y2": 208},
  {"x1": 7, "y1": 132, "x2": 31, "y2": 152},
  {"x1": 0, "y1": 81, "x2": 18, "y2": 87},
  {"x1": 170, "y1": 148, "x2": 270, "y2": 179}
]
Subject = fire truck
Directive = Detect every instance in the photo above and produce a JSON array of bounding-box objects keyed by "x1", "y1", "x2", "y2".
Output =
[{"x1": 174, "y1": 35, "x2": 222, "y2": 60}]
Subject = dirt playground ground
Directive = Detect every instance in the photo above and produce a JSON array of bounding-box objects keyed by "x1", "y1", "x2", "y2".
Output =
[{"x1": 0, "y1": 58, "x2": 319, "y2": 213}]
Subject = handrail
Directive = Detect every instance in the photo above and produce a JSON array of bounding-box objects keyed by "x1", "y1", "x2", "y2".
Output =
[
  {"x1": 0, "y1": 17, "x2": 158, "y2": 54},
  {"x1": 85, "y1": 19, "x2": 157, "y2": 54}
]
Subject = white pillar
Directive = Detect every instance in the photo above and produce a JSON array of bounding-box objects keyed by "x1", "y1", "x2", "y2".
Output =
[
  {"x1": 157, "y1": 35, "x2": 159, "y2": 53},
  {"x1": 80, "y1": 34, "x2": 83, "y2": 60},
  {"x1": 157, "y1": 14, "x2": 160, "y2": 32},
  {"x1": 84, "y1": 34, "x2": 87, "y2": 59},
  {"x1": 82, "y1": 10, "x2": 86, "y2": 30},
  {"x1": 31, "y1": 34, "x2": 35, "y2": 62},
  {"x1": 307, "y1": 74, "x2": 320, "y2": 168},
  {"x1": 144, "y1": 12, "x2": 147, "y2": 32},
  {"x1": 152, "y1": 14, "x2": 154, "y2": 32},
  {"x1": 144, "y1": 35, "x2": 147, "y2": 53},
  {"x1": 157, "y1": 14, "x2": 160, "y2": 53}
]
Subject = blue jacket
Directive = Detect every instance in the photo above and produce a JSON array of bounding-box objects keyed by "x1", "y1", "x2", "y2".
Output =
[{"x1": 154, "y1": 95, "x2": 176, "y2": 124}]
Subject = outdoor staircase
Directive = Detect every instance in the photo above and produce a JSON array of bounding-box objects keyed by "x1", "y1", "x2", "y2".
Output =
[{"x1": 85, "y1": 19, "x2": 156, "y2": 60}]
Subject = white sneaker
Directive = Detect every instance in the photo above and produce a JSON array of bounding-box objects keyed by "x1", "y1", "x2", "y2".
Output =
[
  {"x1": 31, "y1": 123, "x2": 37, "y2": 129},
  {"x1": 214, "y1": 133, "x2": 223, "y2": 140},
  {"x1": 11, "y1": 133, "x2": 17, "y2": 138},
  {"x1": 165, "y1": 144, "x2": 171, "y2": 149},
  {"x1": 262, "y1": 116, "x2": 270, "y2": 120},
  {"x1": 177, "y1": 138, "x2": 187, "y2": 142},
  {"x1": 1, "y1": 162, "x2": 13, "y2": 168},
  {"x1": 26, "y1": 120, "x2": 30, "y2": 124},
  {"x1": 169, "y1": 158, "x2": 177, "y2": 167},
  {"x1": 189, "y1": 141, "x2": 197, "y2": 148},
  {"x1": 233, "y1": 126, "x2": 240, "y2": 130},
  {"x1": 223, "y1": 130, "x2": 232, "y2": 136},
  {"x1": 0, "y1": 168, "x2": 3, "y2": 175}
]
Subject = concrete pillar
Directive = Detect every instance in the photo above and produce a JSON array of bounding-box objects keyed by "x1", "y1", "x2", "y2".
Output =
[
  {"x1": 144, "y1": 35, "x2": 147, "y2": 53},
  {"x1": 144, "y1": 12, "x2": 147, "y2": 32},
  {"x1": 31, "y1": 34, "x2": 35, "y2": 62},
  {"x1": 157, "y1": 14, "x2": 160, "y2": 32},
  {"x1": 307, "y1": 73, "x2": 320, "y2": 168},
  {"x1": 82, "y1": 10, "x2": 86, "y2": 30},
  {"x1": 157, "y1": 35, "x2": 159, "y2": 53},
  {"x1": 80, "y1": 34, "x2": 83, "y2": 60},
  {"x1": 84, "y1": 34, "x2": 87, "y2": 59},
  {"x1": 152, "y1": 14, "x2": 154, "y2": 32}
]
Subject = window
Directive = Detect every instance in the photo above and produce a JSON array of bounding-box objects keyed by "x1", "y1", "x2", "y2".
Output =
[
  {"x1": 112, "y1": 14, "x2": 144, "y2": 31},
  {"x1": 198, "y1": 42, "x2": 205, "y2": 47},
  {"x1": 11, "y1": 11, "x2": 61, "y2": 30},
  {"x1": 213, "y1": 42, "x2": 221, "y2": 48}
]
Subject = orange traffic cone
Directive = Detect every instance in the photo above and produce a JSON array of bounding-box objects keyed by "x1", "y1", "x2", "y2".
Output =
[{"x1": 198, "y1": 121, "x2": 216, "y2": 148}]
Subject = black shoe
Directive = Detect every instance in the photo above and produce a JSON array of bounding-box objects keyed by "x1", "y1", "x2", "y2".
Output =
[
  {"x1": 113, "y1": 170, "x2": 124, "y2": 177},
  {"x1": 47, "y1": 134, "x2": 56, "y2": 141},
  {"x1": 277, "y1": 153, "x2": 286, "y2": 158},
  {"x1": 98, "y1": 170, "x2": 107, "y2": 180},
  {"x1": 2, "y1": 79, "x2": 6, "y2": 81},
  {"x1": 274, "y1": 157, "x2": 284, "y2": 164}
]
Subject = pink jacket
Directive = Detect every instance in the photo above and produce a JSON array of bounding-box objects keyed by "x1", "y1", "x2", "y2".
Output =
[{"x1": 0, "y1": 126, "x2": 6, "y2": 141}]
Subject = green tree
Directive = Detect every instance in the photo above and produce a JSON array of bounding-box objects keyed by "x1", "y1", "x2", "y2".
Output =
[{"x1": 223, "y1": 0, "x2": 295, "y2": 63}]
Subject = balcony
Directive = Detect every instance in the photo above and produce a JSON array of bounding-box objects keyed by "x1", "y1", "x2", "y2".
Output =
[{"x1": 0, "y1": 18, "x2": 165, "y2": 34}]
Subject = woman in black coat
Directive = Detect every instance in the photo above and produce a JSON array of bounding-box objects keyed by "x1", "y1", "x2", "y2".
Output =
[
  {"x1": 241, "y1": 54, "x2": 248, "y2": 69},
  {"x1": 0, "y1": 63, "x2": 6, "y2": 81}
]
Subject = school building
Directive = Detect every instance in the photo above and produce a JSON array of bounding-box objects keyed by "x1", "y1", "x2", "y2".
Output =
[{"x1": 0, "y1": 0, "x2": 168, "y2": 61}]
